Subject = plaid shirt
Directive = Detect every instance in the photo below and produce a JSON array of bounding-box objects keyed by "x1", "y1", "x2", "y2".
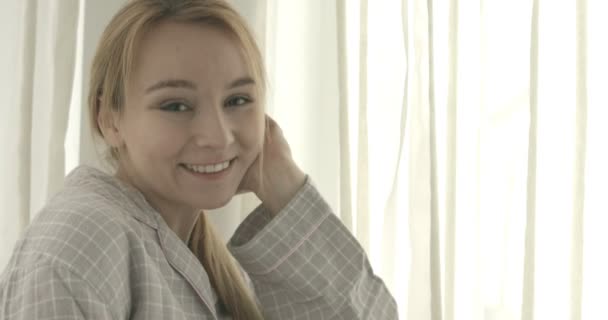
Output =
[{"x1": 0, "y1": 166, "x2": 397, "y2": 319}]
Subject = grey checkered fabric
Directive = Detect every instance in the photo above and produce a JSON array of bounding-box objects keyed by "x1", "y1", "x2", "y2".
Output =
[{"x1": 0, "y1": 166, "x2": 398, "y2": 319}]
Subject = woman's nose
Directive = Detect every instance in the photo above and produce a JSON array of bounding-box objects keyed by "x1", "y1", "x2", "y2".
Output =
[{"x1": 191, "y1": 109, "x2": 234, "y2": 148}]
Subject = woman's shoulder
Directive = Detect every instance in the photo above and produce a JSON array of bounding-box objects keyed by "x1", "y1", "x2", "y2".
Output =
[
  {"x1": 38, "y1": 164, "x2": 154, "y2": 236},
  {"x1": 7, "y1": 166, "x2": 157, "y2": 286},
  {"x1": 0, "y1": 166, "x2": 166, "y2": 314}
]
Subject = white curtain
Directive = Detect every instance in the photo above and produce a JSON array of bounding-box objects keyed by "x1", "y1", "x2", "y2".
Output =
[
  {"x1": 0, "y1": 0, "x2": 80, "y2": 269},
  {"x1": 3, "y1": 0, "x2": 608, "y2": 319},
  {"x1": 424, "y1": 0, "x2": 608, "y2": 319}
]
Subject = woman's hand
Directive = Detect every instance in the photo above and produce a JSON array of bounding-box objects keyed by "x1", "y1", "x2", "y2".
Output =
[{"x1": 238, "y1": 115, "x2": 306, "y2": 217}]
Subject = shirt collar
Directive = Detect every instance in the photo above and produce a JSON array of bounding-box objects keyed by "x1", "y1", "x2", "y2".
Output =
[{"x1": 64, "y1": 165, "x2": 160, "y2": 230}]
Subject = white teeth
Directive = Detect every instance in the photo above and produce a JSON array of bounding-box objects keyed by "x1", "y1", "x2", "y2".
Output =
[{"x1": 184, "y1": 160, "x2": 230, "y2": 174}]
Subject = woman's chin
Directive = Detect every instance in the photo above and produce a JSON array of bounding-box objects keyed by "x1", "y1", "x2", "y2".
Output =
[{"x1": 192, "y1": 194, "x2": 234, "y2": 210}]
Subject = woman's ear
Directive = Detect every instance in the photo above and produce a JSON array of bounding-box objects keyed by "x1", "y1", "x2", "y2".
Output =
[{"x1": 97, "y1": 104, "x2": 124, "y2": 148}]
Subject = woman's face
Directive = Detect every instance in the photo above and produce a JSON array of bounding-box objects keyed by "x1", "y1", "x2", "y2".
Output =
[{"x1": 112, "y1": 21, "x2": 264, "y2": 215}]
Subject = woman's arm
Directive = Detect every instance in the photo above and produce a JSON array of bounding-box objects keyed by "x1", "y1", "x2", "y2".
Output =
[
  {"x1": 229, "y1": 178, "x2": 398, "y2": 319},
  {"x1": 233, "y1": 116, "x2": 398, "y2": 319}
]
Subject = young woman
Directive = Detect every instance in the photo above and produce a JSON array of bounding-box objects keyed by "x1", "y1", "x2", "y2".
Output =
[{"x1": 0, "y1": 0, "x2": 398, "y2": 319}]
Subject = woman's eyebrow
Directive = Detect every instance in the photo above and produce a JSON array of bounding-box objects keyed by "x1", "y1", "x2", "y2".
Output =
[
  {"x1": 145, "y1": 76, "x2": 255, "y2": 93},
  {"x1": 226, "y1": 76, "x2": 255, "y2": 89},
  {"x1": 146, "y1": 79, "x2": 196, "y2": 93}
]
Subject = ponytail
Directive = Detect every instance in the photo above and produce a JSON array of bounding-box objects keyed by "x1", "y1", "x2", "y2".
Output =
[{"x1": 189, "y1": 213, "x2": 264, "y2": 319}]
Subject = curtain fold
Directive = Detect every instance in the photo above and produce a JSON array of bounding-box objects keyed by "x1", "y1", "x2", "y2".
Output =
[
  {"x1": 0, "y1": 0, "x2": 79, "y2": 269},
  {"x1": 29, "y1": 0, "x2": 80, "y2": 219},
  {"x1": 521, "y1": 0, "x2": 539, "y2": 319},
  {"x1": 0, "y1": 0, "x2": 37, "y2": 270},
  {"x1": 570, "y1": 0, "x2": 587, "y2": 318},
  {"x1": 426, "y1": 0, "x2": 443, "y2": 317},
  {"x1": 443, "y1": 0, "x2": 459, "y2": 319},
  {"x1": 403, "y1": 0, "x2": 436, "y2": 318},
  {"x1": 355, "y1": 0, "x2": 371, "y2": 254},
  {"x1": 379, "y1": 0, "x2": 410, "y2": 309},
  {"x1": 336, "y1": 0, "x2": 354, "y2": 232}
]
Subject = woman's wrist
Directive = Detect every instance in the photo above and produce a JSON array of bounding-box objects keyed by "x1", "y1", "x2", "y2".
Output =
[{"x1": 257, "y1": 162, "x2": 306, "y2": 217}]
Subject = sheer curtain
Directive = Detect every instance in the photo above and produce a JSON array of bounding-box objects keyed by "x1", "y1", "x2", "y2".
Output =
[
  {"x1": 0, "y1": 0, "x2": 80, "y2": 270},
  {"x1": 425, "y1": 0, "x2": 608, "y2": 319},
  {"x1": 2, "y1": 0, "x2": 608, "y2": 319}
]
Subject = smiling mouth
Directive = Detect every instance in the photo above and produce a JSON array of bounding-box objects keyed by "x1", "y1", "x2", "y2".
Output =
[{"x1": 180, "y1": 158, "x2": 235, "y2": 174}]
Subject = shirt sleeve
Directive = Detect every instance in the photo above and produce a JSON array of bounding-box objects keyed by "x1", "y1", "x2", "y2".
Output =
[
  {"x1": 229, "y1": 178, "x2": 399, "y2": 320},
  {"x1": 0, "y1": 263, "x2": 114, "y2": 320}
]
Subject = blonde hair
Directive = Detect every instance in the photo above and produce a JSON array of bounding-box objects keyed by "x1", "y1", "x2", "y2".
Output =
[{"x1": 88, "y1": 0, "x2": 265, "y2": 318}]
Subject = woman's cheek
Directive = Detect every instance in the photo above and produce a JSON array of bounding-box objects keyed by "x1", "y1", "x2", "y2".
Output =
[
  {"x1": 139, "y1": 122, "x2": 185, "y2": 158},
  {"x1": 235, "y1": 107, "x2": 264, "y2": 148}
]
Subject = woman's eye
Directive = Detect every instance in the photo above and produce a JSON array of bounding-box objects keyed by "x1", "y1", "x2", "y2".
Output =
[
  {"x1": 160, "y1": 102, "x2": 190, "y2": 112},
  {"x1": 226, "y1": 96, "x2": 252, "y2": 107}
]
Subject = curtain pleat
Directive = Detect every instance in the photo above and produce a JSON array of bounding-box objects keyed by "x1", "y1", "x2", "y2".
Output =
[
  {"x1": 426, "y1": 0, "x2": 442, "y2": 319},
  {"x1": 356, "y1": 0, "x2": 371, "y2": 252},
  {"x1": 48, "y1": 0, "x2": 80, "y2": 206},
  {"x1": 3, "y1": 0, "x2": 38, "y2": 269},
  {"x1": 29, "y1": 0, "x2": 80, "y2": 218},
  {"x1": 17, "y1": 0, "x2": 37, "y2": 229},
  {"x1": 571, "y1": 0, "x2": 588, "y2": 319},
  {"x1": 0, "y1": 0, "x2": 79, "y2": 268},
  {"x1": 378, "y1": 0, "x2": 410, "y2": 302},
  {"x1": 521, "y1": 0, "x2": 539, "y2": 319},
  {"x1": 444, "y1": 0, "x2": 459, "y2": 318},
  {"x1": 336, "y1": 0, "x2": 354, "y2": 233}
]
